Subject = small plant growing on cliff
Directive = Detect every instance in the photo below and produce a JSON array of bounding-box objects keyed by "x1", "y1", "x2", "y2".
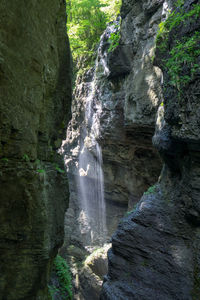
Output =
[
  {"x1": 49, "y1": 255, "x2": 73, "y2": 300},
  {"x1": 35, "y1": 159, "x2": 45, "y2": 174},
  {"x1": 144, "y1": 185, "x2": 156, "y2": 195},
  {"x1": 54, "y1": 163, "x2": 65, "y2": 174},
  {"x1": 1, "y1": 157, "x2": 9, "y2": 162},
  {"x1": 108, "y1": 28, "x2": 120, "y2": 52},
  {"x1": 124, "y1": 204, "x2": 137, "y2": 217},
  {"x1": 36, "y1": 169, "x2": 45, "y2": 173},
  {"x1": 22, "y1": 154, "x2": 30, "y2": 162}
]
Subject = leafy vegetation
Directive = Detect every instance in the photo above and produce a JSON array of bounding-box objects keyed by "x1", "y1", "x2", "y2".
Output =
[
  {"x1": 108, "y1": 23, "x2": 120, "y2": 53},
  {"x1": 156, "y1": 3, "x2": 200, "y2": 50},
  {"x1": 144, "y1": 185, "x2": 156, "y2": 195},
  {"x1": 166, "y1": 32, "x2": 200, "y2": 90},
  {"x1": 1, "y1": 157, "x2": 9, "y2": 162},
  {"x1": 22, "y1": 153, "x2": 30, "y2": 162},
  {"x1": 49, "y1": 255, "x2": 73, "y2": 300},
  {"x1": 66, "y1": 0, "x2": 122, "y2": 69},
  {"x1": 35, "y1": 159, "x2": 45, "y2": 174},
  {"x1": 54, "y1": 163, "x2": 65, "y2": 174},
  {"x1": 156, "y1": 2, "x2": 200, "y2": 91},
  {"x1": 36, "y1": 169, "x2": 45, "y2": 174}
]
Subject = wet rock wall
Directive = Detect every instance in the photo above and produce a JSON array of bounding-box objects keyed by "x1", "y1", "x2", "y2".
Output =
[{"x1": 0, "y1": 1, "x2": 71, "y2": 299}]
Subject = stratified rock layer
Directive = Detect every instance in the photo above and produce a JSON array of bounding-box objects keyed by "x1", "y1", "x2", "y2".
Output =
[
  {"x1": 96, "y1": 0, "x2": 164, "y2": 233},
  {"x1": 64, "y1": 0, "x2": 163, "y2": 244},
  {"x1": 63, "y1": 0, "x2": 164, "y2": 298},
  {"x1": 101, "y1": 0, "x2": 200, "y2": 299},
  {"x1": 0, "y1": 1, "x2": 71, "y2": 299}
]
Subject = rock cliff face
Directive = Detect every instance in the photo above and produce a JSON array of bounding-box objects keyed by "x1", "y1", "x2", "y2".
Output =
[
  {"x1": 101, "y1": 0, "x2": 200, "y2": 299},
  {"x1": 0, "y1": 1, "x2": 71, "y2": 299},
  {"x1": 98, "y1": 1, "x2": 164, "y2": 233},
  {"x1": 62, "y1": 0, "x2": 165, "y2": 298},
  {"x1": 64, "y1": 0, "x2": 163, "y2": 248}
]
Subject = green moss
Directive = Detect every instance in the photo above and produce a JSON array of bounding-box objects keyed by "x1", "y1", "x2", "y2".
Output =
[
  {"x1": 124, "y1": 204, "x2": 137, "y2": 217},
  {"x1": 144, "y1": 185, "x2": 156, "y2": 195},
  {"x1": 141, "y1": 259, "x2": 149, "y2": 267}
]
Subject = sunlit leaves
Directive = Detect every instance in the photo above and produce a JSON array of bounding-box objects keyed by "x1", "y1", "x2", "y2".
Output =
[{"x1": 66, "y1": 0, "x2": 122, "y2": 67}]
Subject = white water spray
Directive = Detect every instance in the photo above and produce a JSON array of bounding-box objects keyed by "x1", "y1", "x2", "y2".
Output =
[{"x1": 77, "y1": 63, "x2": 107, "y2": 245}]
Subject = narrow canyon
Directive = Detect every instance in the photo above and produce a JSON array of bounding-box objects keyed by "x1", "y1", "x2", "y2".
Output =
[{"x1": 0, "y1": 0, "x2": 200, "y2": 299}]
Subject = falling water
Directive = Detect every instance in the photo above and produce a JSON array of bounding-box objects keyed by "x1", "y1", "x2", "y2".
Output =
[{"x1": 77, "y1": 63, "x2": 107, "y2": 245}]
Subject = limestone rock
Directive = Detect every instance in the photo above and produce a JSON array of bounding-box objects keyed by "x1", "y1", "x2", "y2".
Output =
[
  {"x1": 0, "y1": 1, "x2": 71, "y2": 299},
  {"x1": 71, "y1": 244, "x2": 111, "y2": 300},
  {"x1": 63, "y1": 1, "x2": 163, "y2": 246},
  {"x1": 62, "y1": 0, "x2": 164, "y2": 297},
  {"x1": 99, "y1": 0, "x2": 164, "y2": 235},
  {"x1": 101, "y1": 0, "x2": 200, "y2": 299},
  {"x1": 98, "y1": 19, "x2": 132, "y2": 79}
]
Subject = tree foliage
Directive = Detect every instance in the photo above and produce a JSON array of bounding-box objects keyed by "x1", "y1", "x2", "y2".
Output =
[{"x1": 66, "y1": 0, "x2": 121, "y2": 68}]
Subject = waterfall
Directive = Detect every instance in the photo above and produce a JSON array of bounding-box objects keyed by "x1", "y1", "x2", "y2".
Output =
[{"x1": 77, "y1": 63, "x2": 107, "y2": 246}]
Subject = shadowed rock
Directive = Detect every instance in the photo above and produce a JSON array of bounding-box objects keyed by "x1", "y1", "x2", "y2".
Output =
[
  {"x1": 0, "y1": 1, "x2": 71, "y2": 298},
  {"x1": 101, "y1": 0, "x2": 200, "y2": 299}
]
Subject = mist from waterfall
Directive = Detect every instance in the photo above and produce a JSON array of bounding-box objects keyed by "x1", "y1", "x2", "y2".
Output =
[{"x1": 77, "y1": 64, "x2": 107, "y2": 245}]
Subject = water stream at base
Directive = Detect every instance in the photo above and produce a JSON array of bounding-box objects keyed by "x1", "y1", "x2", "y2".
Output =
[{"x1": 77, "y1": 63, "x2": 107, "y2": 246}]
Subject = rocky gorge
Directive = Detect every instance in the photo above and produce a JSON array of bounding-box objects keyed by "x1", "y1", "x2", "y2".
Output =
[
  {"x1": 63, "y1": 0, "x2": 200, "y2": 299},
  {"x1": 100, "y1": 0, "x2": 200, "y2": 299},
  {"x1": 0, "y1": 0, "x2": 200, "y2": 299},
  {"x1": 0, "y1": 1, "x2": 71, "y2": 299},
  {"x1": 62, "y1": 0, "x2": 168, "y2": 298}
]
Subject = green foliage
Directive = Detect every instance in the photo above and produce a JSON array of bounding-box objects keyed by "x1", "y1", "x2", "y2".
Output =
[
  {"x1": 156, "y1": 4, "x2": 200, "y2": 52},
  {"x1": 35, "y1": 159, "x2": 45, "y2": 174},
  {"x1": 144, "y1": 185, "x2": 156, "y2": 195},
  {"x1": 49, "y1": 255, "x2": 73, "y2": 300},
  {"x1": 22, "y1": 154, "x2": 30, "y2": 162},
  {"x1": 165, "y1": 32, "x2": 200, "y2": 90},
  {"x1": 54, "y1": 163, "x2": 65, "y2": 174},
  {"x1": 36, "y1": 169, "x2": 45, "y2": 174},
  {"x1": 66, "y1": 0, "x2": 122, "y2": 68},
  {"x1": 175, "y1": 0, "x2": 184, "y2": 8},
  {"x1": 1, "y1": 157, "x2": 9, "y2": 162},
  {"x1": 108, "y1": 24, "x2": 120, "y2": 53},
  {"x1": 67, "y1": 0, "x2": 107, "y2": 64},
  {"x1": 48, "y1": 285, "x2": 59, "y2": 298},
  {"x1": 156, "y1": 3, "x2": 200, "y2": 92}
]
